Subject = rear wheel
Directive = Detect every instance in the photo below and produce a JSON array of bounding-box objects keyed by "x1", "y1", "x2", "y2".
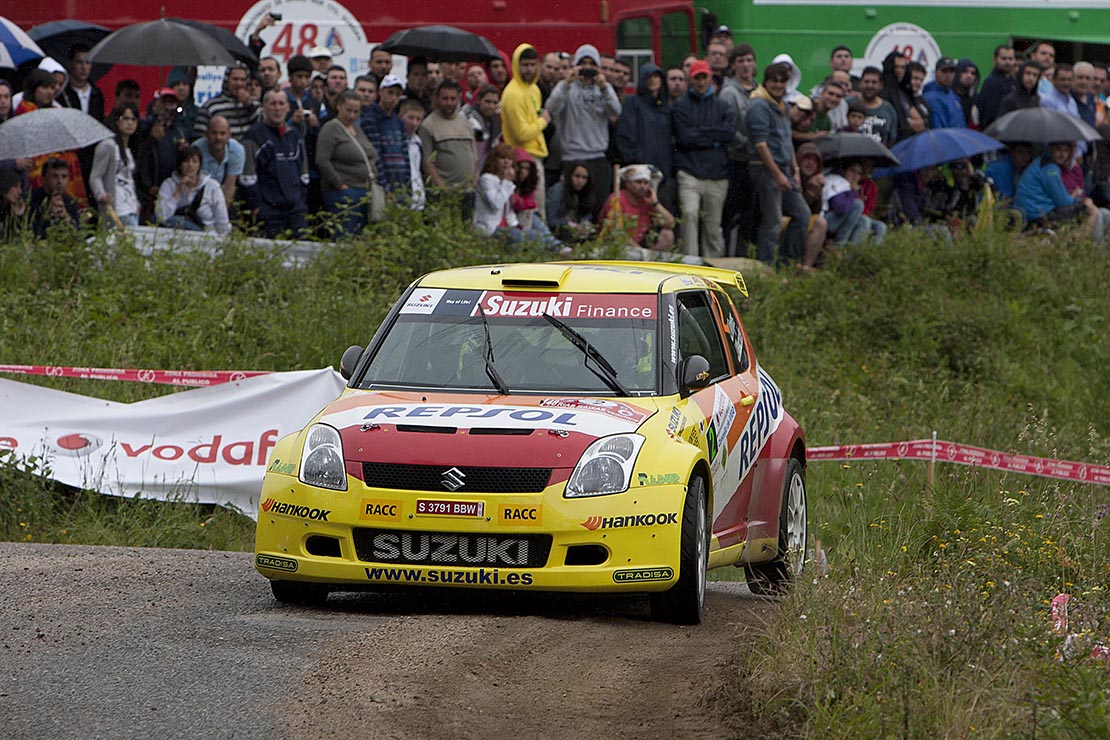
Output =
[
  {"x1": 746, "y1": 458, "x2": 807, "y2": 596},
  {"x1": 650, "y1": 476, "x2": 708, "y2": 625},
  {"x1": 270, "y1": 580, "x2": 330, "y2": 606}
]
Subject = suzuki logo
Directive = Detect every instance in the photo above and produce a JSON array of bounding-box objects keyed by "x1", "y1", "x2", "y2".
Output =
[{"x1": 441, "y1": 467, "x2": 466, "y2": 491}]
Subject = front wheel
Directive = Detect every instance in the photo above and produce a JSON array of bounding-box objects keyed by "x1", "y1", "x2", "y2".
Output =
[
  {"x1": 270, "y1": 579, "x2": 330, "y2": 606},
  {"x1": 746, "y1": 457, "x2": 807, "y2": 596},
  {"x1": 650, "y1": 476, "x2": 708, "y2": 625}
]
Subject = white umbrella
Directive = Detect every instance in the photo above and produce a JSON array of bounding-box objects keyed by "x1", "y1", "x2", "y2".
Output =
[{"x1": 0, "y1": 108, "x2": 113, "y2": 160}]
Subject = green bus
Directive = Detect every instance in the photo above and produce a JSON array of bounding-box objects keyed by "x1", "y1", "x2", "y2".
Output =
[{"x1": 702, "y1": 0, "x2": 1110, "y2": 88}]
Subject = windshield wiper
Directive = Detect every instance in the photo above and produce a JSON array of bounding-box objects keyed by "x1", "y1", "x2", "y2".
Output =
[
  {"x1": 542, "y1": 312, "x2": 631, "y2": 396},
  {"x1": 476, "y1": 302, "x2": 510, "y2": 395}
]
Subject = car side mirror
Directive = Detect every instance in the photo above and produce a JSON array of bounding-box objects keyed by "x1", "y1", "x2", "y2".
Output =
[
  {"x1": 679, "y1": 355, "x2": 711, "y2": 397},
  {"x1": 340, "y1": 345, "x2": 364, "y2": 380}
]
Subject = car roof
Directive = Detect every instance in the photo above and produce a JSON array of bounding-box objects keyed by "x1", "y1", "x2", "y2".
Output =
[{"x1": 416, "y1": 261, "x2": 748, "y2": 297}]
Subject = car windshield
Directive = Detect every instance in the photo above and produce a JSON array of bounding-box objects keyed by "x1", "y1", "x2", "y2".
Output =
[{"x1": 360, "y1": 289, "x2": 658, "y2": 394}]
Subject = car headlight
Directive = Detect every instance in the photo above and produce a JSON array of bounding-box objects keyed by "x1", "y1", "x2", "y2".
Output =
[
  {"x1": 298, "y1": 423, "x2": 347, "y2": 491},
  {"x1": 564, "y1": 434, "x2": 645, "y2": 498}
]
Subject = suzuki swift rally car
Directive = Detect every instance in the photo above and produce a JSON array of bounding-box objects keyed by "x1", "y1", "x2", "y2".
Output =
[{"x1": 255, "y1": 261, "x2": 807, "y2": 624}]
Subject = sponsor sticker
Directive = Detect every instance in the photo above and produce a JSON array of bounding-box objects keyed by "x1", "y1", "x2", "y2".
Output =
[
  {"x1": 367, "y1": 531, "x2": 531, "y2": 566},
  {"x1": 360, "y1": 499, "x2": 402, "y2": 521},
  {"x1": 267, "y1": 458, "x2": 296, "y2": 475},
  {"x1": 497, "y1": 505, "x2": 542, "y2": 526},
  {"x1": 416, "y1": 499, "x2": 485, "y2": 518},
  {"x1": 260, "y1": 498, "x2": 331, "y2": 521},
  {"x1": 538, "y1": 398, "x2": 648, "y2": 423},
  {"x1": 580, "y1": 512, "x2": 679, "y2": 530},
  {"x1": 256, "y1": 554, "x2": 298, "y2": 572},
  {"x1": 637, "y1": 473, "x2": 681, "y2": 486},
  {"x1": 399, "y1": 288, "x2": 447, "y2": 314},
  {"x1": 613, "y1": 567, "x2": 674, "y2": 583}
]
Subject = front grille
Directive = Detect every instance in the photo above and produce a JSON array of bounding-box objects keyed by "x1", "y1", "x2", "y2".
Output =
[
  {"x1": 361, "y1": 462, "x2": 552, "y2": 493},
  {"x1": 353, "y1": 528, "x2": 552, "y2": 568}
]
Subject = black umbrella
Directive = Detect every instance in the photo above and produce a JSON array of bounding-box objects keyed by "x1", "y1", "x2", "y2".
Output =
[
  {"x1": 28, "y1": 20, "x2": 113, "y2": 82},
  {"x1": 815, "y1": 132, "x2": 901, "y2": 168},
  {"x1": 87, "y1": 19, "x2": 236, "y2": 67},
  {"x1": 984, "y1": 107, "x2": 1103, "y2": 143},
  {"x1": 379, "y1": 25, "x2": 500, "y2": 62},
  {"x1": 167, "y1": 18, "x2": 257, "y2": 67}
]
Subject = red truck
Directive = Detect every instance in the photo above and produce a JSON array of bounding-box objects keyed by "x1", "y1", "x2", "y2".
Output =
[{"x1": 13, "y1": 0, "x2": 696, "y2": 105}]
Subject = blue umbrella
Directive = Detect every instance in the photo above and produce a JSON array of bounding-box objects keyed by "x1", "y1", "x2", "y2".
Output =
[
  {"x1": 875, "y1": 128, "x2": 1005, "y2": 177},
  {"x1": 0, "y1": 16, "x2": 45, "y2": 69}
]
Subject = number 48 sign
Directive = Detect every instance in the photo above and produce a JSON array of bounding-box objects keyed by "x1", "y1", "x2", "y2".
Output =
[
  {"x1": 235, "y1": 0, "x2": 373, "y2": 74},
  {"x1": 861, "y1": 22, "x2": 943, "y2": 81}
]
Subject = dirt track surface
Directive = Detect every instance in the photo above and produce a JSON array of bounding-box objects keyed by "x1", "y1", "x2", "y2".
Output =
[{"x1": 0, "y1": 543, "x2": 774, "y2": 739}]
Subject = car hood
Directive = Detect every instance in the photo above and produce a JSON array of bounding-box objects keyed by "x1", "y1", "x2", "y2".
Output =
[{"x1": 320, "y1": 390, "x2": 658, "y2": 470}]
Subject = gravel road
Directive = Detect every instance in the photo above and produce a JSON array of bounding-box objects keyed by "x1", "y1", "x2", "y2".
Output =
[{"x1": 0, "y1": 543, "x2": 774, "y2": 739}]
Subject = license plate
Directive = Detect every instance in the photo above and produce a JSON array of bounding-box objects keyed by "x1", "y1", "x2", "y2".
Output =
[{"x1": 415, "y1": 499, "x2": 485, "y2": 518}]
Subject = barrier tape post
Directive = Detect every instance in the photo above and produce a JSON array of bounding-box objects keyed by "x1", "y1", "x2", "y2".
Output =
[{"x1": 927, "y1": 430, "x2": 937, "y2": 495}]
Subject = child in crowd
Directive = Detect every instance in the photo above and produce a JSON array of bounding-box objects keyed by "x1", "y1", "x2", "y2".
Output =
[
  {"x1": 511, "y1": 148, "x2": 562, "y2": 249},
  {"x1": 398, "y1": 98, "x2": 426, "y2": 210}
]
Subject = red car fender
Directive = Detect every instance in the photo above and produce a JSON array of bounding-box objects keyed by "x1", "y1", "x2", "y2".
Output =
[{"x1": 742, "y1": 410, "x2": 805, "y2": 555}]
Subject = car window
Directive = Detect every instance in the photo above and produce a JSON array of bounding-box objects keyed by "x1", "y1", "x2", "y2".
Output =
[
  {"x1": 714, "y1": 291, "x2": 749, "y2": 373},
  {"x1": 676, "y1": 291, "x2": 730, "y2": 381}
]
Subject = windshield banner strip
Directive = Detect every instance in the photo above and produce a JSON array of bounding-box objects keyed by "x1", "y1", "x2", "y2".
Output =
[{"x1": 473, "y1": 292, "x2": 657, "y2": 320}]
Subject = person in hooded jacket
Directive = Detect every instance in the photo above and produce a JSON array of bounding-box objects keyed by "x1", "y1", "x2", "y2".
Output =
[
  {"x1": 997, "y1": 60, "x2": 1043, "y2": 118},
  {"x1": 953, "y1": 58, "x2": 980, "y2": 128},
  {"x1": 500, "y1": 44, "x2": 552, "y2": 218},
  {"x1": 884, "y1": 59, "x2": 931, "y2": 142},
  {"x1": 547, "y1": 44, "x2": 622, "y2": 216},
  {"x1": 16, "y1": 68, "x2": 90, "y2": 209},
  {"x1": 615, "y1": 63, "x2": 675, "y2": 214}
]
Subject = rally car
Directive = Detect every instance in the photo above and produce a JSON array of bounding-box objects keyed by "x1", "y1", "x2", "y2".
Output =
[{"x1": 255, "y1": 261, "x2": 807, "y2": 624}]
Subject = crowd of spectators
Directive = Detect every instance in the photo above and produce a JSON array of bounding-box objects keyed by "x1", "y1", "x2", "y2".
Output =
[{"x1": 3, "y1": 23, "x2": 1110, "y2": 264}]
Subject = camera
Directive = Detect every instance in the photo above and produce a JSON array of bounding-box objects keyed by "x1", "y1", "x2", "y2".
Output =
[
  {"x1": 269, "y1": 12, "x2": 282, "y2": 21},
  {"x1": 580, "y1": 67, "x2": 597, "y2": 79}
]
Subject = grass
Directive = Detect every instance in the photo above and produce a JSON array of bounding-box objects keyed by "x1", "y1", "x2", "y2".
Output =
[{"x1": 2, "y1": 206, "x2": 1107, "y2": 735}]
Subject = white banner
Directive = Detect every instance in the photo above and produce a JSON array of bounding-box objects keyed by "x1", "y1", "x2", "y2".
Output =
[{"x1": 0, "y1": 369, "x2": 347, "y2": 518}]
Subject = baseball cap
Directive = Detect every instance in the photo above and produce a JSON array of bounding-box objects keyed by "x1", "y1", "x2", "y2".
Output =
[
  {"x1": 620, "y1": 164, "x2": 652, "y2": 182},
  {"x1": 153, "y1": 87, "x2": 177, "y2": 101},
  {"x1": 689, "y1": 60, "x2": 712, "y2": 78},
  {"x1": 936, "y1": 57, "x2": 957, "y2": 71},
  {"x1": 713, "y1": 24, "x2": 733, "y2": 36},
  {"x1": 792, "y1": 95, "x2": 814, "y2": 112},
  {"x1": 308, "y1": 46, "x2": 332, "y2": 59},
  {"x1": 380, "y1": 74, "x2": 404, "y2": 89}
]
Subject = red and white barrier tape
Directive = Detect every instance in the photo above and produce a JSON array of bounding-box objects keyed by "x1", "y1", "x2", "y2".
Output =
[
  {"x1": 3, "y1": 365, "x2": 1106, "y2": 486},
  {"x1": 0, "y1": 364, "x2": 269, "y2": 387},
  {"x1": 809, "y1": 439, "x2": 1110, "y2": 486}
]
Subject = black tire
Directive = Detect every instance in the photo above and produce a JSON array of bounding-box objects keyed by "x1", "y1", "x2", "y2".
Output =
[
  {"x1": 746, "y1": 457, "x2": 807, "y2": 596},
  {"x1": 270, "y1": 579, "x2": 330, "y2": 606},
  {"x1": 650, "y1": 476, "x2": 709, "y2": 625}
]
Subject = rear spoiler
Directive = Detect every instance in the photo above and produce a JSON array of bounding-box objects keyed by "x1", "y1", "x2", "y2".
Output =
[{"x1": 562, "y1": 260, "x2": 748, "y2": 298}]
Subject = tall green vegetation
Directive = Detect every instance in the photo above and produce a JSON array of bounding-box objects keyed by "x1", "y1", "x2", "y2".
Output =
[{"x1": 1, "y1": 212, "x2": 1106, "y2": 734}]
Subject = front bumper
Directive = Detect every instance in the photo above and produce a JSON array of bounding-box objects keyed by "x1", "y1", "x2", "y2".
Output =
[{"x1": 254, "y1": 471, "x2": 687, "y2": 592}]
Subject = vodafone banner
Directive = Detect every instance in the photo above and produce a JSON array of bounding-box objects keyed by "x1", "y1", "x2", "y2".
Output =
[{"x1": 0, "y1": 369, "x2": 347, "y2": 518}]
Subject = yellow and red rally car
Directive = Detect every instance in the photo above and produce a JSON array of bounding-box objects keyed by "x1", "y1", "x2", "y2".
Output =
[{"x1": 255, "y1": 261, "x2": 807, "y2": 623}]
